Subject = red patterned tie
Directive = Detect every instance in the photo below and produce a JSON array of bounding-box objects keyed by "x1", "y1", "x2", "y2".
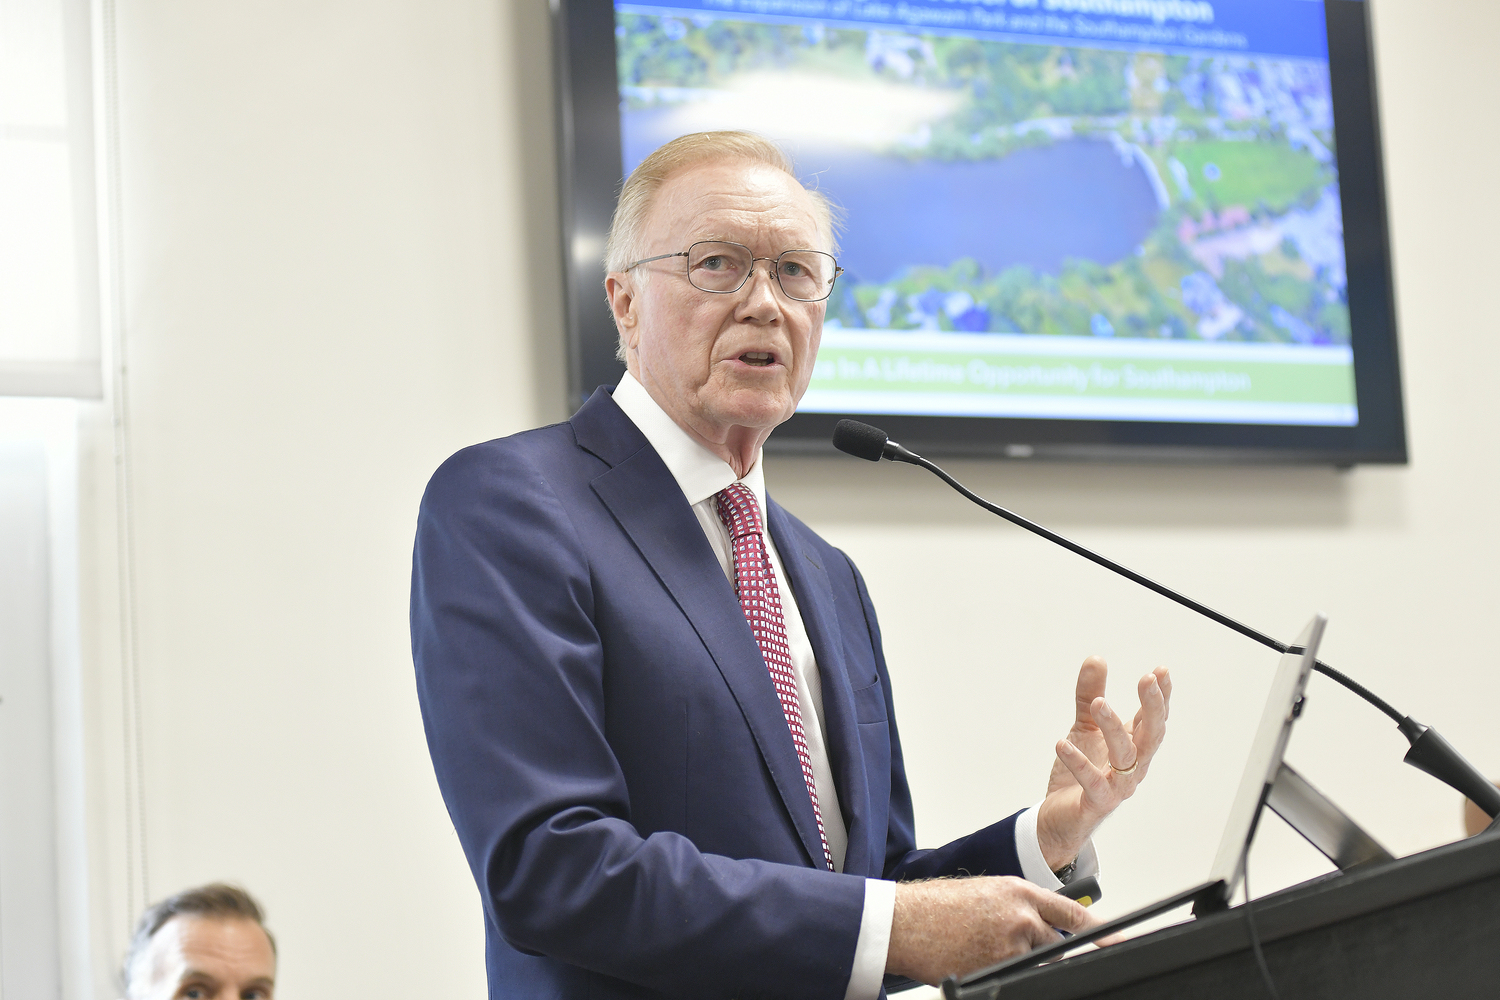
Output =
[{"x1": 715, "y1": 483, "x2": 834, "y2": 872}]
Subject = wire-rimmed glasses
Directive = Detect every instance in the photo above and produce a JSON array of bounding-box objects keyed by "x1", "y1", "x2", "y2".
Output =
[{"x1": 626, "y1": 241, "x2": 842, "y2": 303}]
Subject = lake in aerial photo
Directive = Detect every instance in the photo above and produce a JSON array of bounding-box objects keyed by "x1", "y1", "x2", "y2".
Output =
[{"x1": 622, "y1": 108, "x2": 1164, "y2": 285}]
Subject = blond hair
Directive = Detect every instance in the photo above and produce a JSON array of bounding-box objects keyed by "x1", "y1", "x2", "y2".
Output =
[{"x1": 603, "y1": 130, "x2": 835, "y2": 274}]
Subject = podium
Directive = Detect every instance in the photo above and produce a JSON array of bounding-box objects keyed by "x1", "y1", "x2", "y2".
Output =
[{"x1": 952, "y1": 830, "x2": 1500, "y2": 999}]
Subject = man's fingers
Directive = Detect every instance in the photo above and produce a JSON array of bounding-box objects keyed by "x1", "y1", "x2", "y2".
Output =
[
  {"x1": 1089, "y1": 697, "x2": 1138, "y2": 770},
  {"x1": 1055, "y1": 739, "x2": 1106, "y2": 792},
  {"x1": 1029, "y1": 886, "x2": 1096, "y2": 935},
  {"x1": 1024, "y1": 914, "x2": 1067, "y2": 951},
  {"x1": 1074, "y1": 656, "x2": 1108, "y2": 723},
  {"x1": 1155, "y1": 666, "x2": 1172, "y2": 718},
  {"x1": 1131, "y1": 673, "x2": 1169, "y2": 759},
  {"x1": 1138, "y1": 670, "x2": 1169, "y2": 719}
]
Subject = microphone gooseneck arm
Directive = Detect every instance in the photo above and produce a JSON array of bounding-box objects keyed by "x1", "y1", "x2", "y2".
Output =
[
  {"x1": 832, "y1": 419, "x2": 1500, "y2": 818},
  {"x1": 905, "y1": 448, "x2": 1403, "y2": 718}
]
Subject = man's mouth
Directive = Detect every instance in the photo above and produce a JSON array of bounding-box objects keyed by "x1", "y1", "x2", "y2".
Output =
[{"x1": 740, "y1": 351, "x2": 776, "y2": 367}]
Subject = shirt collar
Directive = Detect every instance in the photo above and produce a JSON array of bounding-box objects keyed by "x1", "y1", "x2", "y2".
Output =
[{"x1": 612, "y1": 371, "x2": 766, "y2": 508}]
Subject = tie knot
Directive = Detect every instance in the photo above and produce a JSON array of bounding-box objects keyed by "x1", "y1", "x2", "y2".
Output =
[{"x1": 715, "y1": 483, "x2": 763, "y2": 539}]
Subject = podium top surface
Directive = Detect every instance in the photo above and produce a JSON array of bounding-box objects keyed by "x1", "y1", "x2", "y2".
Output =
[{"x1": 968, "y1": 830, "x2": 1500, "y2": 1000}]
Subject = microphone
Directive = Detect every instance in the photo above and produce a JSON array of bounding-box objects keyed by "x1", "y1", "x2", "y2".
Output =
[
  {"x1": 832, "y1": 419, "x2": 1500, "y2": 819},
  {"x1": 829, "y1": 419, "x2": 891, "y2": 461},
  {"x1": 831, "y1": 419, "x2": 918, "y2": 463}
]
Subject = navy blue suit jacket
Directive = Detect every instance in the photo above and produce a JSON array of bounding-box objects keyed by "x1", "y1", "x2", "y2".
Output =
[{"x1": 411, "y1": 388, "x2": 1025, "y2": 999}]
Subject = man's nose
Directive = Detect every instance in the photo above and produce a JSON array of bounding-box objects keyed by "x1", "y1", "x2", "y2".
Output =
[{"x1": 737, "y1": 263, "x2": 783, "y2": 315}]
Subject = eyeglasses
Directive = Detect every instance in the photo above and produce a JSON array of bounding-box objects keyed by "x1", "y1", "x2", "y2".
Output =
[{"x1": 626, "y1": 241, "x2": 843, "y2": 303}]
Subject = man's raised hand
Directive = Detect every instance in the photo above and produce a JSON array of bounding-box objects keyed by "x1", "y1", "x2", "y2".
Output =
[{"x1": 1037, "y1": 657, "x2": 1172, "y2": 870}]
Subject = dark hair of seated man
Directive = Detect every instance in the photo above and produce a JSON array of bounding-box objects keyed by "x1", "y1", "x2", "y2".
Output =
[{"x1": 122, "y1": 882, "x2": 276, "y2": 1000}]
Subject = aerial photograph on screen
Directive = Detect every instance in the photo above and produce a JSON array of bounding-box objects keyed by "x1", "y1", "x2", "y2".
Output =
[{"x1": 614, "y1": 1, "x2": 1357, "y2": 426}]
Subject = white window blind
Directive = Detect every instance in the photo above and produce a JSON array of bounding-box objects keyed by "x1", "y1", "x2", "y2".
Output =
[{"x1": 0, "y1": 0, "x2": 100, "y2": 399}]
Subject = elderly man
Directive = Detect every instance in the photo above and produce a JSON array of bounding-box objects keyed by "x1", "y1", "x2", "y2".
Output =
[
  {"x1": 121, "y1": 883, "x2": 276, "y2": 1000},
  {"x1": 411, "y1": 130, "x2": 1171, "y2": 999}
]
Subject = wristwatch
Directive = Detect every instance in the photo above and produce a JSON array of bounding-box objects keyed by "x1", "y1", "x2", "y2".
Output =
[{"x1": 1052, "y1": 859, "x2": 1077, "y2": 884}]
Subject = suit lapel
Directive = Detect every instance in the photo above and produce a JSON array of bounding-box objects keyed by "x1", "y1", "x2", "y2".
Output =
[
  {"x1": 766, "y1": 501, "x2": 875, "y2": 876},
  {"x1": 573, "y1": 390, "x2": 829, "y2": 869}
]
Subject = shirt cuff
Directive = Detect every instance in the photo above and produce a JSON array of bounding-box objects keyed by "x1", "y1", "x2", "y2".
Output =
[
  {"x1": 844, "y1": 877, "x2": 897, "y2": 1000},
  {"x1": 1014, "y1": 802, "x2": 1100, "y2": 890}
]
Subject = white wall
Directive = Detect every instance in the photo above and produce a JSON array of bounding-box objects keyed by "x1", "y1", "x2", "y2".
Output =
[
  {"x1": 74, "y1": 0, "x2": 1500, "y2": 996},
  {"x1": 80, "y1": 1, "x2": 560, "y2": 994}
]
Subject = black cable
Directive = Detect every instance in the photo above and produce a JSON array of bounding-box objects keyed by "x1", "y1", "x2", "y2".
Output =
[
  {"x1": 1240, "y1": 846, "x2": 1281, "y2": 1000},
  {"x1": 908, "y1": 453, "x2": 1408, "y2": 725}
]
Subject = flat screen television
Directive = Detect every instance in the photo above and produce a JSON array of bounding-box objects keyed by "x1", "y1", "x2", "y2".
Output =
[{"x1": 553, "y1": 0, "x2": 1406, "y2": 464}]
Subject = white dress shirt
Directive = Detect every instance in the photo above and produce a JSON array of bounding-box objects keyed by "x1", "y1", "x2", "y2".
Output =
[{"x1": 611, "y1": 372, "x2": 1096, "y2": 1000}]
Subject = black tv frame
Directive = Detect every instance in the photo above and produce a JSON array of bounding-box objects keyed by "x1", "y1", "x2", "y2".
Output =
[{"x1": 552, "y1": 0, "x2": 1406, "y2": 465}]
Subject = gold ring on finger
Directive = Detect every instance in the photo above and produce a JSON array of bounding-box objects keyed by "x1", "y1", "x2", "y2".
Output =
[{"x1": 1111, "y1": 760, "x2": 1138, "y2": 776}]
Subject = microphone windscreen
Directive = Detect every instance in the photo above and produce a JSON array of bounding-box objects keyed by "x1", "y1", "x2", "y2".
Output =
[{"x1": 832, "y1": 419, "x2": 889, "y2": 462}]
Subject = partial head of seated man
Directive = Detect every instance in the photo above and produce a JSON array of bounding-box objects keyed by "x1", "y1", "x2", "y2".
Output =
[{"x1": 122, "y1": 883, "x2": 275, "y2": 1000}]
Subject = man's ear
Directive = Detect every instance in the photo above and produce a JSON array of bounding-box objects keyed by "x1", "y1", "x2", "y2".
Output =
[{"x1": 605, "y1": 272, "x2": 645, "y2": 360}]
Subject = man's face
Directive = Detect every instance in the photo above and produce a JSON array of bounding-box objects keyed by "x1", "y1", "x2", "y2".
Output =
[
  {"x1": 609, "y1": 158, "x2": 830, "y2": 447},
  {"x1": 129, "y1": 916, "x2": 276, "y2": 1000}
]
